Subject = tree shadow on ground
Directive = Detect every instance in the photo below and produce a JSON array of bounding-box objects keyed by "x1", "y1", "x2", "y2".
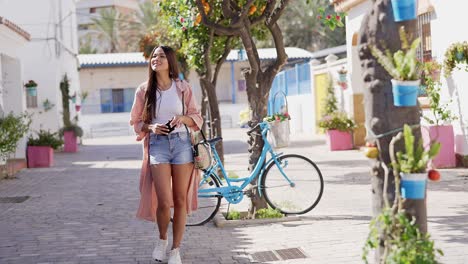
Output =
[{"x1": 429, "y1": 204, "x2": 468, "y2": 245}]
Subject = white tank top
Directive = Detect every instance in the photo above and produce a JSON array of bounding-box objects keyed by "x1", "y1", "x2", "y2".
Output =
[{"x1": 152, "y1": 81, "x2": 185, "y2": 133}]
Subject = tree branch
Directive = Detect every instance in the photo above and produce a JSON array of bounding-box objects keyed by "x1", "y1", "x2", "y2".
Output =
[
  {"x1": 239, "y1": 19, "x2": 261, "y2": 75},
  {"x1": 250, "y1": 0, "x2": 276, "y2": 26},
  {"x1": 195, "y1": 0, "x2": 241, "y2": 36},
  {"x1": 213, "y1": 36, "x2": 233, "y2": 86},
  {"x1": 264, "y1": 22, "x2": 288, "y2": 88},
  {"x1": 222, "y1": 0, "x2": 235, "y2": 18},
  {"x1": 267, "y1": 0, "x2": 291, "y2": 26},
  {"x1": 204, "y1": 29, "x2": 215, "y2": 81}
]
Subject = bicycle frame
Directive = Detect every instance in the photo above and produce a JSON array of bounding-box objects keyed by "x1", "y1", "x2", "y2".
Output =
[{"x1": 198, "y1": 122, "x2": 292, "y2": 201}]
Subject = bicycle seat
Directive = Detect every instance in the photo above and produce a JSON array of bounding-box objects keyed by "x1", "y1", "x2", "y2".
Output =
[{"x1": 204, "y1": 137, "x2": 222, "y2": 145}]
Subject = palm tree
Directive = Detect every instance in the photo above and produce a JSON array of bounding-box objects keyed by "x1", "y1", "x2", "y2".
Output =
[{"x1": 90, "y1": 8, "x2": 129, "y2": 53}]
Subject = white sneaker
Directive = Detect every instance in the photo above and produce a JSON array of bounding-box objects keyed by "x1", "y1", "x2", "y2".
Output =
[
  {"x1": 168, "y1": 248, "x2": 182, "y2": 264},
  {"x1": 152, "y1": 238, "x2": 168, "y2": 262}
]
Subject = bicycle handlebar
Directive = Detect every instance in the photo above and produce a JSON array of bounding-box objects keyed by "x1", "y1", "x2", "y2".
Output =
[{"x1": 246, "y1": 121, "x2": 267, "y2": 136}]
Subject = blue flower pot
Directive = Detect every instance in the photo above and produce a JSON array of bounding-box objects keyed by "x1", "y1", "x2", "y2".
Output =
[
  {"x1": 26, "y1": 86, "x2": 37, "y2": 96},
  {"x1": 338, "y1": 73, "x2": 347, "y2": 82},
  {"x1": 400, "y1": 173, "x2": 427, "y2": 199},
  {"x1": 391, "y1": 0, "x2": 417, "y2": 22},
  {"x1": 391, "y1": 79, "x2": 420, "y2": 107}
]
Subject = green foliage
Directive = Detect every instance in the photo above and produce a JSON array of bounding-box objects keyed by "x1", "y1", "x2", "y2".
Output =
[
  {"x1": 60, "y1": 75, "x2": 71, "y2": 128},
  {"x1": 443, "y1": 41, "x2": 468, "y2": 76},
  {"x1": 393, "y1": 124, "x2": 441, "y2": 173},
  {"x1": 318, "y1": 112, "x2": 356, "y2": 132},
  {"x1": 226, "y1": 210, "x2": 241, "y2": 220},
  {"x1": 0, "y1": 112, "x2": 32, "y2": 159},
  {"x1": 59, "y1": 124, "x2": 84, "y2": 138},
  {"x1": 27, "y1": 130, "x2": 63, "y2": 150},
  {"x1": 24, "y1": 80, "x2": 37, "y2": 87},
  {"x1": 90, "y1": 8, "x2": 130, "y2": 53},
  {"x1": 363, "y1": 208, "x2": 443, "y2": 264},
  {"x1": 255, "y1": 208, "x2": 283, "y2": 219},
  {"x1": 422, "y1": 61, "x2": 457, "y2": 126},
  {"x1": 317, "y1": 7, "x2": 345, "y2": 31},
  {"x1": 323, "y1": 76, "x2": 338, "y2": 115},
  {"x1": 370, "y1": 27, "x2": 421, "y2": 81},
  {"x1": 263, "y1": 112, "x2": 290, "y2": 122}
]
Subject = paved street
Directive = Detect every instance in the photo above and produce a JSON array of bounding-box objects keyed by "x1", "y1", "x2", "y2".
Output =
[{"x1": 0, "y1": 128, "x2": 467, "y2": 263}]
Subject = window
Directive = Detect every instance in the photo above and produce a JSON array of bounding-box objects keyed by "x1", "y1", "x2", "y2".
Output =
[
  {"x1": 26, "y1": 93, "x2": 37, "y2": 108},
  {"x1": 417, "y1": 12, "x2": 434, "y2": 62},
  {"x1": 90, "y1": 7, "x2": 96, "y2": 13},
  {"x1": 100, "y1": 88, "x2": 134, "y2": 113}
]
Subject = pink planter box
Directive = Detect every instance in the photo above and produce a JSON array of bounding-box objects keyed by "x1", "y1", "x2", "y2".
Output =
[
  {"x1": 421, "y1": 125, "x2": 455, "y2": 168},
  {"x1": 27, "y1": 146, "x2": 53, "y2": 168},
  {"x1": 64, "y1": 131, "x2": 78, "y2": 153},
  {"x1": 326, "y1": 130, "x2": 354, "y2": 151}
]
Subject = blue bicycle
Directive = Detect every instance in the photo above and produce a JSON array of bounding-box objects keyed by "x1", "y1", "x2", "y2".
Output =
[{"x1": 186, "y1": 121, "x2": 324, "y2": 226}]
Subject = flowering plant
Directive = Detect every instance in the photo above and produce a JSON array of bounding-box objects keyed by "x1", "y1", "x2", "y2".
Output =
[
  {"x1": 24, "y1": 80, "x2": 37, "y2": 88},
  {"x1": 264, "y1": 112, "x2": 291, "y2": 122},
  {"x1": 317, "y1": 7, "x2": 345, "y2": 31},
  {"x1": 338, "y1": 67, "x2": 347, "y2": 74},
  {"x1": 318, "y1": 112, "x2": 355, "y2": 132}
]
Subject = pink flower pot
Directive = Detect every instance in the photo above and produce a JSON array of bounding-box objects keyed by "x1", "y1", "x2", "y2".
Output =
[
  {"x1": 421, "y1": 125, "x2": 455, "y2": 168},
  {"x1": 27, "y1": 146, "x2": 53, "y2": 168},
  {"x1": 64, "y1": 131, "x2": 78, "y2": 153},
  {"x1": 326, "y1": 130, "x2": 354, "y2": 151},
  {"x1": 75, "y1": 105, "x2": 81, "y2": 112}
]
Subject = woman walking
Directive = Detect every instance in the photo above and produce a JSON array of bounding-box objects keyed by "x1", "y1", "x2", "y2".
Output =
[{"x1": 130, "y1": 45, "x2": 202, "y2": 264}]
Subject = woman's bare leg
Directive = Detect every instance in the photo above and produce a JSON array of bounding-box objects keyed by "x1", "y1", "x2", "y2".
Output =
[
  {"x1": 171, "y1": 163, "x2": 193, "y2": 249},
  {"x1": 151, "y1": 164, "x2": 172, "y2": 240}
]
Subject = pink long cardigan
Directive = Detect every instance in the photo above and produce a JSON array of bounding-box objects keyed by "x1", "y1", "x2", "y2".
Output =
[{"x1": 129, "y1": 79, "x2": 203, "y2": 222}]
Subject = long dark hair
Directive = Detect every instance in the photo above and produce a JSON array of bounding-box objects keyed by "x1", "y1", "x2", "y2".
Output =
[{"x1": 142, "y1": 46, "x2": 180, "y2": 123}]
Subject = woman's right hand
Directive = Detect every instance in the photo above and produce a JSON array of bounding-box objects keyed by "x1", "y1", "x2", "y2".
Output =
[{"x1": 148, "y1": 123, "x2": 170, "y2": 135}]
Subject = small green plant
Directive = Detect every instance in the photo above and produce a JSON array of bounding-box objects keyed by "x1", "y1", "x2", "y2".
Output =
[
  {"x1": 263, "y1": 112, "x2": 290, "y2": 122},
  {"x1": 255, "y1": 208, "x2": 283, "y2": 219},
  {"x1": 363, "y1": 208, "x2": 443, "y2": 264},
  {"x1": 370, "y1": 26, "x2": 421, "y2": 81},
  {"x1": 392, "y1": 124, "x2": 440, "y2": 173},
  {"x1": 443, "y1": 41, "x2": 468, "y2": 76},
  {"x1": 0, "y1": 112, "x2": 31, "y2": 160},
  {"x1": 42, "y1": 99, "x2": 55, "y2": 112},
  {"x1": 59, "y1": 124, "x2": 83, "y2": 138},
  {"x1": 422, "y1": 62, "x2": 457, "y2": 126},
  {"x1": 226, "y1": 210, "x2": 241, "y2": 220},
  {"x1": 24, "y1": 80, "x2": 37, "y2": 87},
  {"x1": 318, "y1": 112, "x2": 356, "y2": 132},
  {"x1": 28, "y1": 130, "x2": 63, "y2": 150},
  {"x1": 316, "y1": 7, "x2": 345, "y2": 31},
  {"x1": 323, "y1": 75, "x2": 338, "y2": 116}
]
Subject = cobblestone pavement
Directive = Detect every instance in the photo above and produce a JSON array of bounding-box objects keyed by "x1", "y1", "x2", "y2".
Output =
[{"x1": 0, "y1": 128, "x2": 467, "y2": 264}]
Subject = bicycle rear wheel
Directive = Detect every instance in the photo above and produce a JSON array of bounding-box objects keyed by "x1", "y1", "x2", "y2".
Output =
[
  {"x1": 261, "y1": 154, "x2": 323, "y2": 215},
  {"x1": 185, "y1": 173, "x2": 221, "y2": 226}
]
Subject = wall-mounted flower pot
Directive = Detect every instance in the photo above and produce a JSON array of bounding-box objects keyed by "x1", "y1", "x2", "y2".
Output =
[
  {"x1": 339, "y1": 82, "x2": 348, "y2": 90},
  {"x1": 26, "y1": 86, "x2": 37, "y2": 96},
  {"x1": 326, "y1": 130, "x2": 353, "y2": 151},
  {"x1": 75, "y1": 105, "x2": 81, "y2": 112},
  {"x1": 400, "y1": 173, "x2": 427, "y2": 199},
  {"x1": 27, "y1": 146, "x2": 53, "y2": 168},
  {"x1": 71, "y1": 96, "x2": 77, "y2": 103},
  {"x1": 391, "y1": 79, "x2": 420, "y2": 107},
  {"x1": 64, "y1": 131, "x2": 78, "y2": 153},
  {"x1": 338, "y1": 73, "x2": 347, "y2": 82},
  {"x1": 422, "y1": 125, "x2": 455, "y2": 168},
  {"x1": 391, "y1": 0, "x2": 417, "y2": 22}
]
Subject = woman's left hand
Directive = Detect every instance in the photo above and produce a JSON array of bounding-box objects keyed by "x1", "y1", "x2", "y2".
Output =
[{"x1": 171, "y1": 115, "x2": 188, "y2": 128}]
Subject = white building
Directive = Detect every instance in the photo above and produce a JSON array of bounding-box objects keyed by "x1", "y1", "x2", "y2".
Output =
[
  {"x1": 333, "y1": 0, "x2": 468, "y2": 160},
  {"x1": 0, "y1": 0, "x2": 81, "y2": 134},
  {"x1": 0, "y1": 16, "x2": 30, "y2": 165}
]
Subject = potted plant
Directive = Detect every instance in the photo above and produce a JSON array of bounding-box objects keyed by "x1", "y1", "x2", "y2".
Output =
[
  {"x1": 392, "y1": 124, "x2": 441, "y2": 199},
  {"x1": 0, "y1": 112, "x2": 31, "y2": 178},
  {"x1": 27, "y1": 130, "x2": 63, "y2": 168},
  {"x1": 370, "y1": 27, "x2": 421, "y2": 107},
  {"x1": 59, "y1": 124, "x2": 83, "y2": 153},
  {"x1": 421, "y1": 61, "x2": 458, "y2": 168},
  {"x1": 318, "y1": 112, "x2": 356, "y2": 151},
  {"x1": 443, "y1": 41, "x2": 468, "y2": 77},
  {"x1": 391, "y1": 0, "x2": 417, "y2": 22},
  {"x1": 337, "y1": 67, "x2": 348, "y2": 90},
  {"x1": 24, "y1": 80, "x2": 38, "y2": 96}
]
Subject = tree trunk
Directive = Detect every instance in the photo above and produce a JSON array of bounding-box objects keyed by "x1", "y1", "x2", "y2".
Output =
[
  {"x1": 200, "y1": 77, "x2": 224, "y2": 165},
  {"x1": 358, "y1": 0, "x2": 426, "y2": 261}
]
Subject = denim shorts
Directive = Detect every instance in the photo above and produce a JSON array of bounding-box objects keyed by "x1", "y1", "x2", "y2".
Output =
[{"x1": 149, "y1": 132, "x2": 194, "y2": 165}]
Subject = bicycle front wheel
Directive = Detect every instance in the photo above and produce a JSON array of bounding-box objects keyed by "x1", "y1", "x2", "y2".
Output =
[
  {"x1": 261, "y1": 154, "x2": 324, "y2": 215},
  {"x1": 185, "y1": 173, "x2": 221, "y2": 226}
]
